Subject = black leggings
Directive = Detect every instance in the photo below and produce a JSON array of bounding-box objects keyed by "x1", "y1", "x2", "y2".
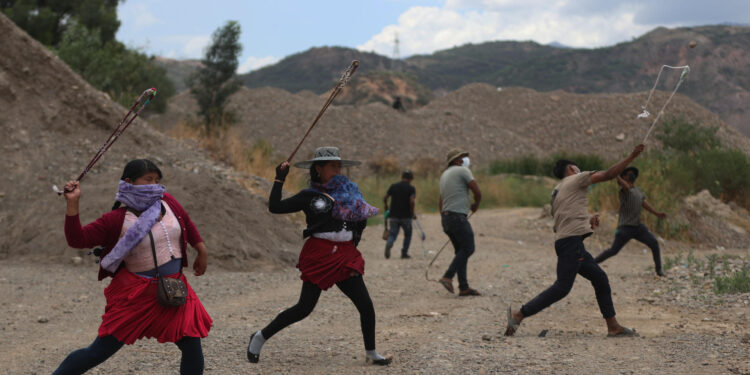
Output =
[
  {"x1": 521, "y1": 236, "x2": 616, "y2": 319},
  {"x1": 595, "y1": 224, "x2": 662, "y2": 272},
  {"x1": 52, "y1": 335, "x2": 203, "y2": 375},
  {"x1": 261, "y1": 275, "x2": 377, "y2": 350}
]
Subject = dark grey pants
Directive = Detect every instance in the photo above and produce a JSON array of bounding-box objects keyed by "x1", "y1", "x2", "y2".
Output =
[
  {"x1": 441, "y1": 213, "x2": 475, "y2": 291},
  {"x1": 594, "y1": 224, "x2": 662, "y2": 272}
]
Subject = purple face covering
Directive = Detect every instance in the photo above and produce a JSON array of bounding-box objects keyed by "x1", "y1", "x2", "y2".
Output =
[
  {"x1": 100, "y1": 181, "x2": 166, "y2": 272},
  {"x1": 311, "y1": 175, "x2": 379, "y2": 221}
]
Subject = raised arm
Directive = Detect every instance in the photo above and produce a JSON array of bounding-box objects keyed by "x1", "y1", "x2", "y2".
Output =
[
  {"x1": 591, "y1": 144, "x2": 644, "y2": 184},
  {"x1": 63, "y1": 180, "x2": 111, "y2": 249},
  {"x1": 268, "y1": 162, "x2": 308, "y2": 214}
]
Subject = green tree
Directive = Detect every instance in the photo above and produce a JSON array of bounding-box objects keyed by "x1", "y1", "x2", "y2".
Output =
[
  {"x1": 189, "y1": 20, "x2": 242, "y2": 133},
  {"x1": 1, "y1": 0, "x2": 121, "y2": 46},
  {"x1": 56, "y1": 22, "x2": 175, "y2": 113}
]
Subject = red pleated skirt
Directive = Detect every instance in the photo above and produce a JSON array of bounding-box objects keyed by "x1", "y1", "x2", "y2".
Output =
[
  {"x1": 297, "y1": 237, "x2": 365, "y2": 290},
  {"x1": 97, "y1": 269, "x2": 212, "y2": 345}
]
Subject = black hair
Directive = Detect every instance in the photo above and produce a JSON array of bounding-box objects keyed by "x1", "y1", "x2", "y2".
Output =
[
  {"x1": 621, "y1": 166, "x2": 639, "y2": 178},
  {"x1": 553, "y1": 159, "x2": 577, "y2": 179},
  {"x1": 309, "y1": 160, "x2": 329, "y2": 184},
  {"x1": 402, "y1": 170, "x2": 414, "y2": 179},
  {"x1": 112, "y1": 159, "x2": 163, "y2": 209}
]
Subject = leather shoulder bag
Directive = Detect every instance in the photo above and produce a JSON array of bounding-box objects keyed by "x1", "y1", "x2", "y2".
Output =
[{"x1": 148, "y1": 231, "x2": 187, "y2": 307}]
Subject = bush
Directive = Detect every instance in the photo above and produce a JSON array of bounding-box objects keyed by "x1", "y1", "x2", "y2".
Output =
[
  {"x1": 713, "y1": 268, "x2": 750, "y2": 295},
  {"x1": 656, "y1": 117, "x2": 720, "y2": 153},
  {"x1": 489, "y1": 153, "x2": 606, "y2": 177},
  {"x1": 56, "y1": 22, "x2": 175, "y2": 113}
]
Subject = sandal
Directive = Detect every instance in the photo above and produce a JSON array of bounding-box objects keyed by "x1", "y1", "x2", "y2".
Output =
[
  {"x1": 607, "y1": 327, "x2": 638, "y2": 338},
  {"x1": 247, "y1": 332, "x2": 260, "y2": 363},
  {"x1": 439, "y1": 277, "x2": 454, "y2": 294},
  {"x1": 504, "y1": 306, "x2": 521, "y2": 336},
  {"x1": 366, "y1": 355, "x2": 393, "y2": 366}
]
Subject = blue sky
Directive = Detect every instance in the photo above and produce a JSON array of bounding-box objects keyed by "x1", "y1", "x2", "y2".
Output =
[{"x1": 116, "y1": 0, "x2": 750, "y2": 73}]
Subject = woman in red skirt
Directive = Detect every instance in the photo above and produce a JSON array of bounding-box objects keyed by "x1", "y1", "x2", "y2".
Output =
[
  {"x1": 53, "y1": 159, "x2": 212, "y2": 375},
  {"x1": 247, "y1": 147, "x2": 391, "y2": 366}
]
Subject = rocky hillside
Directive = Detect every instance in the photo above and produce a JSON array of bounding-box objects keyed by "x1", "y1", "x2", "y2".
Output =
[
  {"x1": 153, "y1": 83, "x2": 750, "y2": 171},
  {"x1": 0, "y1": 13, "x2": 301, "y2": 270},
  {"x1": 240, "y1": 46, "x2": 393, "y2": 93},
  {"x1": 335, "y1": 71, "x2": 433, "y2": 109},
  {"x1": 232, "y1": 25, "x2": 750, "y2": 135}
]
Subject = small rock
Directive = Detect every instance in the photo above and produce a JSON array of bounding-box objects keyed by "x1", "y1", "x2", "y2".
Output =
[
  {"x1": 71, "y1": 256, "x2": 83, "y2": 265},
  {"x1": 615, "y1": 133, "x2": 626, "y2": 141},
  {"x1": 585, "y1": 128, "x2": 594, "y2": 135},
  {"x1": 482, "y1": 334, "x2": 493, "y2": 341},
  {"x1": 37, "y1": 317, "x2": 49, "y2": 323}
]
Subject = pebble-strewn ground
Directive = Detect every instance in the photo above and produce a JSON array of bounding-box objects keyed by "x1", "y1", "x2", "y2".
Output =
[{"x1": 3, "y1": 209, "x2": 749, "y2": 374}]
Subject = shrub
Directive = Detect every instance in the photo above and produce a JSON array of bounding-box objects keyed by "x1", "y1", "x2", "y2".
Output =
[
  {"x1": 656, "y1": 117, "x2": 720, "y2": 153},
  {"x1": 489, "y1": 153, "x2": 606, "y2": 177},
  {"x1": 713, "y1": 268, "x2": 750, "y2": 295}
]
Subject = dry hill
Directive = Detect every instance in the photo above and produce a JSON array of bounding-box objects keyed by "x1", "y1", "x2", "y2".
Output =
[
  {"x1": 153, "y1": 83, "x2": 750, "y2": 169},
  {"x1": 0, "y1": 13, "x2": 300, "y2": 270},
  {"x1": 236, "y1": 26, "x2": 750, "y2": 136}
]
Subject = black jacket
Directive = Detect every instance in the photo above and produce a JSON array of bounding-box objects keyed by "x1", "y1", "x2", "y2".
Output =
[{"x1": 269, "y1": 181, "x2": 367, "y2": 245}]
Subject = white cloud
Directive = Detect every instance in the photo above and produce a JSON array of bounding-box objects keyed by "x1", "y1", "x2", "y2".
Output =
[
  {"x1": 120, "y1": 2, "x2": 160, "y2": 30},
  {"x1": 238, "y1": 56, "x2": 281, "y2": 74},
  {"x1": 357, "y1": 1, "x2": 700, "y2": 57},
  {"x1": 154, "y1": 35, "x2": 212, "y2": 59}
]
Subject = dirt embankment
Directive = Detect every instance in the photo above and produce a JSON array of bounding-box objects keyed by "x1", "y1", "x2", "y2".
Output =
[
  {"x1": 152, "y1": 82, "x2": 750, "y2": 169},
  {"x1": 0, "y1": 13, "x2": 300, "y2": 270}
]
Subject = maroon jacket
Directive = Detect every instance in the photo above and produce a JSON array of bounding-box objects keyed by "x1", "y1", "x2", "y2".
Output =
[{"x1": 64, "y1": 193, "x2": 203, "y2": 280}]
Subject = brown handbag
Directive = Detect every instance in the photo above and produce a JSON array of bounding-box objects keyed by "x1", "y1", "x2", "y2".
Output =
[{"x1": 147, "y1": 231, "x2": 187, "y2": 307}]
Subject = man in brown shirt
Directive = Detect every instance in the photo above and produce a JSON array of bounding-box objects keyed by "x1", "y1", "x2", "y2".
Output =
[{"x1": 505, "y1": 144, "x2": 644, "y2": 337}]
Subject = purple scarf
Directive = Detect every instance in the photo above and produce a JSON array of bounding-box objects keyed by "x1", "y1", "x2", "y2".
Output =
[
  {"x1": 100, "y1": 181, "x2": 166, "y2": 272},
  {"x1": 310, "y1": 175, "x2": 378, "y2": 221}
]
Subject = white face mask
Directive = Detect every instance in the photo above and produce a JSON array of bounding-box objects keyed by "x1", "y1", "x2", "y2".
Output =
[{"x1": 461, "y1": 156, "x2": 471, "y2": 168}]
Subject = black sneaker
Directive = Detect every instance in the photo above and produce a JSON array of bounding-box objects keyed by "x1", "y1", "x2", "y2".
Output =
[
  {"x1": 400, "y1": 254, "x2": 411, "y2": 259},
  {"x1": 656, "y1": 269, "x2": 665, "y2": 277}
]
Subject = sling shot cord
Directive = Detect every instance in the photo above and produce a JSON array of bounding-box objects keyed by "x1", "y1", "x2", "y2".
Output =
[
  {"x1": 54, "y1": 88, "x2": 157, "y2": 195},
  {"x1": 638, "y1": 65, "x2": 690, "y2": 143}
]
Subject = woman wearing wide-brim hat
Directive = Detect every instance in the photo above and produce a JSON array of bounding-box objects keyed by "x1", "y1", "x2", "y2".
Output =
[{"x1": 246, "y1": 147, "x2": 392, "y2": 366}]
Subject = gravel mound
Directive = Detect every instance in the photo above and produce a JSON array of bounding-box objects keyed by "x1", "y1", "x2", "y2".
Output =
[
  {"x1": 152, "y1": 83, "x2": 750, "y2": 168},
  {"x1": 0, "y1": 13, "x2": 300, "y2": 270}
]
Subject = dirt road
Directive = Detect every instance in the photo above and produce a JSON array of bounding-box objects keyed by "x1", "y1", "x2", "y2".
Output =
[{"x1": 3, "y1": 208, "x2": 749, "y2": 374}]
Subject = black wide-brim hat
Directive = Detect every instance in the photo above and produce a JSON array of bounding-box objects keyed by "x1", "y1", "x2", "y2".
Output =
[
  {"x1": 621, "y1": 166, "x2": 639, "y2": 178},
  {"x1": 293, "y1": 146, "x2": 361, "y2": 169}
]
